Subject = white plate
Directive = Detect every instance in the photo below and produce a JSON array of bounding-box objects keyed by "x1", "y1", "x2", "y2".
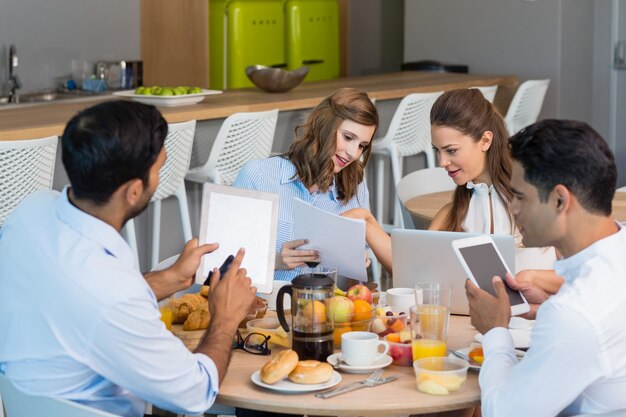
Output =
[
  {"x1": 250, "y1": 370, "x2": 341, "y2": 393},
  {"x1": 453, "y1": 347, "x2": 526, "y2": 371},
  {"x1": 450, "y1": 347, "x2": 526, "y2": 370},
  {"x1": 326, "y1": 353, "x2": 393, "y2": 374},
  {"x1": 475, "y1": 327, "x2": 531, "y2": 349},
  {"x1": 112, "y1": 89, "x2": 222, "y2": 107}
]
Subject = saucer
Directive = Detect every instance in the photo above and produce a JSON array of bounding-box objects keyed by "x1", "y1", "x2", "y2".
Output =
[{"x1": 327, "y1": 353, "x2": 393, "y2": 373}]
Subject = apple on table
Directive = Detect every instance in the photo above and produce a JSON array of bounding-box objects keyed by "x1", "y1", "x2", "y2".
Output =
[{"x1": 346, "y1": 284, "x2": 372, "y2": 304}]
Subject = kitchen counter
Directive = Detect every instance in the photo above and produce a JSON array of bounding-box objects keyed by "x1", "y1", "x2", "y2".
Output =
[{"x1": 0, "y1": 71, "x2": 518, "y2": 141}]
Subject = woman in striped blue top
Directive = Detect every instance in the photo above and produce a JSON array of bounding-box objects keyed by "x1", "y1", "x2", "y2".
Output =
[{"x1": 233, "y1": 88, "x2": 379, "y2": 281}]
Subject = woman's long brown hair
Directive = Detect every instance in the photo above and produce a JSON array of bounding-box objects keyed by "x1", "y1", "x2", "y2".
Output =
[
  {"x1": 286, "y1": 88, "x2": 378, "y2": 203},
  {"x1": 430, "y1": 88, "x2": 513, "y2": 232}
]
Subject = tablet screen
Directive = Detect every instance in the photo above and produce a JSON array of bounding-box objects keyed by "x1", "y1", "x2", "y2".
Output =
[{"x1": 459, "y1": 243, "x2": 525, "y2": 305}]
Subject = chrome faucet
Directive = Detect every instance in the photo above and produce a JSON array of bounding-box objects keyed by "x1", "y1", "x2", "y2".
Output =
[{"x1": 8, "y1": 44, "x2": 21, "y2": 103}]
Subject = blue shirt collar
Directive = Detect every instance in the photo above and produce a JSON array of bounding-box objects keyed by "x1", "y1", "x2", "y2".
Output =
[
  {"x1": 56, "y1": 187, "x2": 136, "y2": 267},
  {"x1": 279, "y1": 158, "x2": 340, "y2": 202}
]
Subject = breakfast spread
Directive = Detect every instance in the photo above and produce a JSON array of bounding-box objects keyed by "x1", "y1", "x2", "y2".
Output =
[{"x1": 260, "y1": 349, "x2": 333, "y2": 385}]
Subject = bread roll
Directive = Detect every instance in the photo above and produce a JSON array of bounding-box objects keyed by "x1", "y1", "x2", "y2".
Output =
[
  {"x1": 288, "y1": 360, "x2": 333, "y2": 384},
  {"x1": 260, "y1": 349, "x2": 299, "y2": 384}
]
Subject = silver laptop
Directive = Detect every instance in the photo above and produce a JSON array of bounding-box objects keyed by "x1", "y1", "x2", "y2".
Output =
[{"x1": 391, "y1": 229, "x2": 516, "y2": 315}]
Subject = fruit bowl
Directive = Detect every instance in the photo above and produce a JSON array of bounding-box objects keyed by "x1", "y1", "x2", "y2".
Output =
[
  {"x1": 370, "y1": 305, "x2": 408, "y2": 337},
  {"x1": 413, "y1": 357, "x2": 469, "y2": 395},
  {"x1": 384, "y1": 332, "x2": 413, "y2": 366},
  {"x1": 332, "y1": 315, "x2": 375, "y2": 347},
  {"x1": 245, "y1": 65, "x2": 309, "y2": 93}
]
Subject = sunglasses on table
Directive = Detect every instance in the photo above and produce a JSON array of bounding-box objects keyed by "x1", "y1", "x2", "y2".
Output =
[{"x1": 232, "y1": 329, "x2": 271, "y2": 355}]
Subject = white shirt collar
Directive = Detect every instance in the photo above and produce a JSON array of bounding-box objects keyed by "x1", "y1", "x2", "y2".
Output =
[
  {"x1": 57, "y1": 187, "x2": 135, "y2": 267},
  {"x1": 554, "y1": 222, "x2": 624, "y2": 284}
]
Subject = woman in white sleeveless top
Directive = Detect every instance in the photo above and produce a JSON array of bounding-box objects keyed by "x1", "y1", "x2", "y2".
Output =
[
  {"x1": 428, "y1": 89, "x2": 560, "y2": 291},
  {"x1": 345, "y1": 89, "x2": 561, "y2": 293}
]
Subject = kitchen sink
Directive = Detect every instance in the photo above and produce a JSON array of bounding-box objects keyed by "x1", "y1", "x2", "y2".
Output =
[{"x1": 0, "y1": 90, "x2": 112, "y2": 109}]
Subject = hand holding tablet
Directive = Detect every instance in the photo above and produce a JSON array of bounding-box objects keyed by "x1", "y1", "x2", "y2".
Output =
[{"x1": 452, "y1": 235, "x2": 530, "y2": 316}]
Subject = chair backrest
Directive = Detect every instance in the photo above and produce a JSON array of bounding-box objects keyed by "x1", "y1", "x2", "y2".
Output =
[
  {"x1": 396, "y1": 167, "x2": 457, "y2": 205},
  {"x1": 396, "y1": 167, "x2": 456, "y2": 229},
  {"x1": 204, "y1": 109, "x2": 278, "y2": 185},
  {"x1": 504, "y1": 79, "x2": 550, "y2": 136},
  {"x1": 470, "y1": 84, "x2": 498, "y2": 103},
  {"x1": 385, "y1": 91, "x2": 443, "y2": 158},
  {"x1": 0, "y1": 136, "x2": 58, "y2": 226},
  {"x1": 0, "y1": 373, "x2": 117, "y2": 417},
  {"x1": 151, "y1": 120, "x2": 196, "y2": 202}
]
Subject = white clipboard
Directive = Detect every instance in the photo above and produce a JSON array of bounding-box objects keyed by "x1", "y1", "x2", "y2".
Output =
[{"x1": 196, "y1": 183, "x2": 279, "y2": 294}]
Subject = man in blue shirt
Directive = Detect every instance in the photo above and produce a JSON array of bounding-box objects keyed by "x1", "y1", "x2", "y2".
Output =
[{"x1": 0, "y1": 101, "x2": 257, "y2": 417}]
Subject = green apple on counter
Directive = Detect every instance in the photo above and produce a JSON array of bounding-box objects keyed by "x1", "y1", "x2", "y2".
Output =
[{"x1": 134, "y1": 86, "x2": 203, "y2": 96}]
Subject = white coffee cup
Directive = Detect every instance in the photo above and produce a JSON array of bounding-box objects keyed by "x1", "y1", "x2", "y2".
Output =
[
  {"x1": 341, "y1": 331, "x2": 389, "y2": 367},
  {"x1": 386, "y1": 287, "x2": 415, "y2": 311}
]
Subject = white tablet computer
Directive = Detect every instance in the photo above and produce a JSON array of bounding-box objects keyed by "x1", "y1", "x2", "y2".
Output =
[
  {"x1": 452, "y1": 235, "x2": 530, "y2": 316},
  {"x1": 196, "y1": 183, "x2": 279, "y2": 294}
]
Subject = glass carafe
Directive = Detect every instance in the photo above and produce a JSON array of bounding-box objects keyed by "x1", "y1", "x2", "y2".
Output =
[{"x1": 276, "y1": 273, "x2": 335, "y2": 361}]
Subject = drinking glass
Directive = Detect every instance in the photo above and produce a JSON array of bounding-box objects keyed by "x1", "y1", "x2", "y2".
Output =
[
  {"x1": 410, "y1": 283, "x2": 451, "y2": 361},
  {"x1": 159, "y1": 296, "x2": 173, "y2": 330}
]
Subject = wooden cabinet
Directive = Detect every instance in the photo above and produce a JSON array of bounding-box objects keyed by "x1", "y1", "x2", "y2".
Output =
[
  {"x1": 140, "y1": 0, "x2": 349, "y2": 87},
  {"x1": 140, "y1": 0, "x2": 209, "y2": 87}
]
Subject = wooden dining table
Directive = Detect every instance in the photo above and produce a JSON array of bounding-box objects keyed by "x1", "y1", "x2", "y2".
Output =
[
  {"x1": 214, "y1": 315, "x2": 480, "y2": 416},
  {"x1": 405, "y1": 190, "x2": 626, "y2": 225}
]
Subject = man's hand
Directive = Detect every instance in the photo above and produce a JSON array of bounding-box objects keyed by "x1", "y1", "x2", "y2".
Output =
[
  {"x1": 207, "y1": 248, "x2": 256, "y2": 329},
  {"x1": 144, "y1": 238, "x2": 217, "y2": 300},
  {"x1": 465, "y1": 276, "x2": 511, "y2": 335},
  {"x1": 170, "y1": 238, "x2": 218, "y2": 290},
  {"x1": 505, "y1": 272, "x2": 550, "y2": 320},
  {"x1": 197, "y1": 248, "x2": 256, "y2": 383},
  {"x1": 276, "y1": 239, "x2": 318, "y2": 270}
]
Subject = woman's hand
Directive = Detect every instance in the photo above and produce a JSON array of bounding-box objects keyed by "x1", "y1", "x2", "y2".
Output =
[{"x1": 275, "y1": 239, "x2": 319, "y2": 270}]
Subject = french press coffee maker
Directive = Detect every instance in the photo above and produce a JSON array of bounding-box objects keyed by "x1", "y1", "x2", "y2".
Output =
[{"x1": 276, "y1": 273, "x2": 335, "y2": 361}]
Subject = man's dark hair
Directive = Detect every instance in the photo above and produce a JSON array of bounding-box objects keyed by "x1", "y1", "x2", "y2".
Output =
[
  {"x1": 61, "y1": 100, "x2": 168, "y2": 204},
  {"x1": 509, "y1": 119, "x2": 616, "y2": 215}
]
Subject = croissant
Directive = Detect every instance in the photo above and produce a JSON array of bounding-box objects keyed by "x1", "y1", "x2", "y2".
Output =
[
  {"x1": 200, "y1": 285, "x2": 210, "y2": 298},
  {"x1": 172, "y1": 293, "x2": 206, "y2": 323},
  {"x1": 183, "y1": 309, "x2": 210, "y2": 331}
]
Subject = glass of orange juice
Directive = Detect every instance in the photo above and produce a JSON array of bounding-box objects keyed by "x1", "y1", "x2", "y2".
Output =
[
  {"x1": 159, "y1": 296, "x2": 173, "y2": 330},
  {"x1": 410, "y1": 283, "x2": 451, "y2": 361}
]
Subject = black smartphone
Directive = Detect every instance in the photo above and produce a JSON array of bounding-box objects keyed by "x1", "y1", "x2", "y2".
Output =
[{"x1": 203, "y1": 254, "x2": 235, "y2": 285}]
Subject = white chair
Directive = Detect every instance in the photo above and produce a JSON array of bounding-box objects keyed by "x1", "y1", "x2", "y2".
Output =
[
  {"x1": 504, "y1": 79, "x2": 550, "y2": 136},
  {"x1": 185, "y1": 109, "x2": 279, "y2": 186},
  {"x1": 470, "y1": 84, "x2": 498, "y2": 103},
  {"x1": 396, "y1": 167, "x2": 456, "y2": 229},
  {"x1": 0, "y1": 136, "x2": 58, "y2": 227},
  {"x1": 124, "y1": 120, "x2": 196, "y2": 269},
  {"x1": 0, "y1": 373, "x2": 117, "y2": 417},
  {"x1": 371, "y1": 91, "x2": 443, "y2": 230}
]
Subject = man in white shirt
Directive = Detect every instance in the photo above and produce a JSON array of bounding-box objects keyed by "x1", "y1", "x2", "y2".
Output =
[
  {"x1": 465, "y1": 119, "x2": 626, "y2": 417},
  {"x1": 0, "y1": 101, "x2": 257, "y2": 417}
]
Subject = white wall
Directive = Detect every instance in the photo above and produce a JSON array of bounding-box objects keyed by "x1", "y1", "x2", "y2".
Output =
[
  {"x1": 348, "y1": 0, "x2": 404, "y2": 76},
  {"x1": 404, "y1": 0, "x2": 624, "y2": 183},
  {"x1": 404, "y1": 0, "x2": 594, "y2": 122},
  {"x1": 0, "y1": 0, "x2": 140, "y2": 94}
]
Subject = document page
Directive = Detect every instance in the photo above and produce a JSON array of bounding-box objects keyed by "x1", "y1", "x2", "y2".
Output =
[
  {"x1": 292, "y1": 198, "x2": 367, "y2": 280},
  {"x1": 196, "y1": 184, "x2": 279, "y2": 293}
]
